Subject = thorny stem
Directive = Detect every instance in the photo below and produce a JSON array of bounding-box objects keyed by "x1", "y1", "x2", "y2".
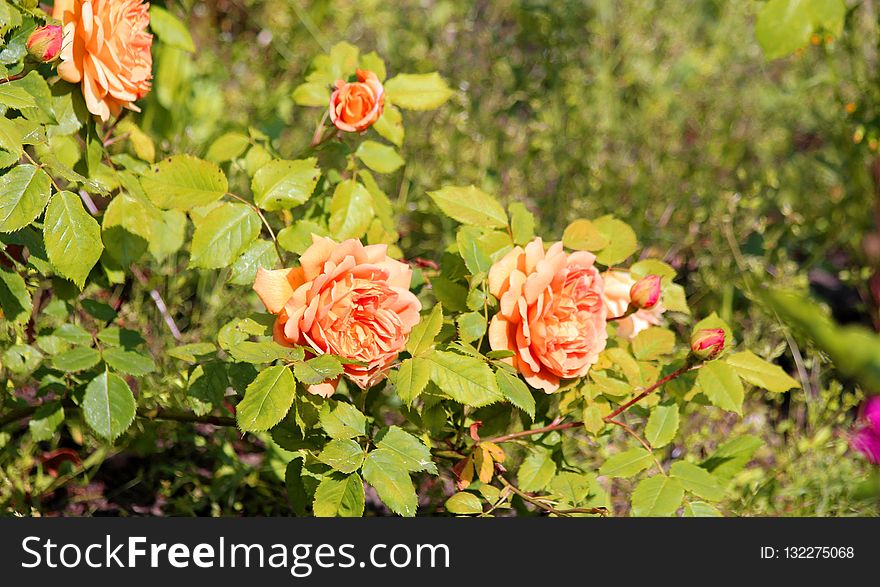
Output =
[
  {"x1": 0, "y1": 401, "x2": 236, "y2": 429},
  {"x1": 0, "y1": 73, "x2": 26, "y2": 84},
  {"x1": 497, "y1": 475, "x2": 607, "y2": 517},
  {"x1": 482, "y1": 363, "x2": 697, "y2": 445},
  {"x1": 608, "y1": 419, "x2": 665, "y2": 475}
]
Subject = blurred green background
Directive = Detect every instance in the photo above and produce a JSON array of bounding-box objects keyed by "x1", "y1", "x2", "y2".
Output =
[{"x1": 5, "y1": 0, "x2": 880, "y2": 515}]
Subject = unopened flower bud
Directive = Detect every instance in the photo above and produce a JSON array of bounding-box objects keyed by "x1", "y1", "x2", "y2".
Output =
[
  {"x1": 26, "y1": 25, "x2": 63, "y2": 63},
  {"x1": 690, "y1": 328, "x2": 725, "y2": 361},
  {"x1": 629, "y1": 274, "x2": 662, "y2": 310}
]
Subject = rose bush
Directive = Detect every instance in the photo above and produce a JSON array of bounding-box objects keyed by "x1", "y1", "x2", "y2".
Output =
[{"x1": 0, "y1": 0, "x2": 874, "y2": 517}]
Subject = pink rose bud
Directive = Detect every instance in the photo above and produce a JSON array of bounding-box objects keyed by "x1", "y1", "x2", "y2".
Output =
[
  {"x1": 690, "y1": 328, "x2": 725, "y2": 360},
  {"x1": 26, "y1": 25, "x2": 63, "y2": 63},
  {"x1": 629, "y1": 274, "x2": 662, "y2": 309}
]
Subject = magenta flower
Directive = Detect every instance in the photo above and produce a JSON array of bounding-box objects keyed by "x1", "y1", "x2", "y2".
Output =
[{"x1": 851, "y1": 396, "x2": 880, "y2": 465}]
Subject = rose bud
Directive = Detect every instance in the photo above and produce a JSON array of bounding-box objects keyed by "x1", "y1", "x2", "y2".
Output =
[
  {"x1": 26, "y1": 25, "x2": 63, "y2": 63},
  {"x1": 690, "y1": 328, "x2": 725, "y2": 360},
  {"x1": 329, "y1": 69, "x2": 385, "y2": 132},
  {"x1": 629, "y1": 274, "x2": 662, "y2": 310}
]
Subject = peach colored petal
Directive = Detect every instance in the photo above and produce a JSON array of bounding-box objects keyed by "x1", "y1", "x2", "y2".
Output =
[
  {"x1": 307, "y1": 381, "x2": 338, "y2": 398},
  {"x1": 488, "y1": 237, "x2": 608, "y2": 393},
  {"x1": 260, "y1": 236, "x2": 421, "y2": 390},
  {"x1": 253, "y1": 268, "x2": 298, "y2": 314},
  {"x1": 488, "y1": 245, "x2": 522, "y2": 297}
]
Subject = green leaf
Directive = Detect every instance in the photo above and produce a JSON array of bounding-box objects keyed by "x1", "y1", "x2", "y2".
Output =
[
  {"x1": 661, "y1": 283, "x2": 690, "y2": 315},
  {"x1": 97, "y1": 327, "x2": 145, "y2": 349},
  {"x1": 294, "y1": 354, "x2": 344, "y2": 385},
  {"x1": 0, "y1": 164, "x2": 51, "y2": 233},
  {"x1": 319, "y1": 402, "x2": 367, "y2": 439},
  {"x1": 550, "y1": 472, "x2": 593, "y2": 505},
  {"x1": 277, "y1": 220, "x2": 330, "y2": 255},
  {"x1": 373, "y1": 105, "x2": 404, "y2": 147},
  {"x1": 205, "y1": 132, "x2": 250, "y2": 163},
  {"x1": 518, "y1": 449, "x2": 556, "y2": 492},
  {"x1": 82, "y1": 371, "x2": 136, "y2": 441},
  {"x1": 725, "y1": 350, "x2": 800, "y2": 393},
  {"x1": 562, "y1": 219, "x2": 609, "y2": 251},
  {"x1": 631, "y1": 475, "x2": 684, "y2": 516},
  {"x1": 669, "y1": 462, "x2": 725, "y2": 501},
  {"x1": 292, "y1": 82, "x2": 331, "y2": 107},
  {"x1": 43, "y1": 191, "x2": 103, "y2": 288},
  {"x1": 384, "y1": 72, "x2": 453, "y2": 110},
  {"x1": 697, "y1": 361, "x2": 744, "y2": 415},
  {"x1": 495, "y1": 369, "x2": 535, "y2": 419},
  {"x1": 508, "y1": 202, "x2": 535, "y2": 246},
  {"x1": 328, "y1": 179, "x2": 374, "y2": 240},
  {"x1": 425, "y1": 350, "x2": 504, "y2": 407},
  {"x1": 102, "y1": 347, "x2": 156, "y2": 376},
  {"x1": 756, "y1": 0, "x2": 813, "y2": 60},
  {"x1": 80, "y1": 299, "x2": 116, "y2": 322},
  {"x1": 229, "y1": 239, "x2": 280, "y2": 286},
  {"x1": 29, "y1": 401, "x2": 64, "y2": 442},
  {"x1": 632, "y1": 328, "x2": 675, "y2": 361},
  {"x1": 0, "y1": 85, "x2": 37, "y2": 110},
  {"x1": 406, "y1": 304, "x2": 444, "y2": 357},
  {"x1": 645, "y1": 404, "x2": 679, "y2": 449},
  {"x1": 359, "y1": 51, "x2": 386, "y2": 80},
  {"x1": 319, "y1": 439, "x2": 366, "y2": 474},
  {"x1": 190, "y1": 202, "x2": 261, "y2": 269},
  {"x1": 431, "y1": 276, "x2": 468, "y2": 312},
  {"x1": 683, "y1": 501, "x2": 723, "y2": 517},
  {"x1": 395, "y1": 357, "x2": 430, "y2": 405},
  {"x1": 599, "y1": 447, "x2": 654, "y2": 478},
  {"x1": 355, "y1": 140, "x2": 405, "y2": 174},
  {"x1": 236, "y1": 365, "x2": 297, "y2": 432},
  {"x1": 593, "y1": 215, "x2": 637, "y2": 266},
  {"x1": 701, "y1": 434, "x2": 762, "y2": 479},
  {"x1": 102, "y1": 193, "x2": 152, "y2": 266},
  {"x1": 0, "y1": 267, "x2": 32, "y2": 325},
  {"x1": 362, "y1": 449, "x2": 418, "y2": 517},
  {"x1": 167, "y1": 342, "x2": 217, "y2": 363},
  {"x1": 445, "y1": 492, "x2": 483, "y2": 515},
  {"x1": 285, "y1": 459, "x2": 309, "y2": 516},
  {"x1": 251, "y1": 158, "x2": 320, "y2": 211},
  {"x1": 149, "y1": 6, "x2": 195, "y2": 52},
  {"x1": 149, "y1": 209, "x2": 186, "y2": 262},
  {"x1": 54, "y1": 323, "x2": 94, "y2": 346},
  {"x1": 51, "y1": 346, "x2": 100, "y2": 372},
  {"x1": 313, "y1": 473, "x2": 365, "y2": 517},
  {"x1": 141, "y1": 155, "x2": 229, "y2": 210},
  {"x1": 456, "y1": 225, "x2": 500, "y2": 275},
  {"x1": 376, "y1": 426, "x2": 437, "y2": 474},
  {"x1": 457, "y1": 311, "x2": 486, "y2": 343},
  {"x1": 807, "y1": 0, "x2": 845, "y2": 34},
  {"x1": 427, "y1": 185, "x2": 507, "y2": 228},
  {"x1": 0, "y1": 116, "x2": 23, "y2": 154}
]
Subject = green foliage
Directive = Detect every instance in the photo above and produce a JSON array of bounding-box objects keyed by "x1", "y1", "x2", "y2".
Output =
[
  {"x1": 2, "y1": 0, "x2": 876, "y2": 521},
  {"x1": 82, "y1": 371, "x2": 136, "y2": 441},
  {"x1": 236, "y1": 365, "x2": 297, "y2": 432}
]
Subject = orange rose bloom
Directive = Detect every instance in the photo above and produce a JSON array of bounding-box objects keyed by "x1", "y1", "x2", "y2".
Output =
[
  {"x1": 487, "y1": 238, "x2": 608, "y2": 393},
  {"x1": 253, "y1": 236, "x2": 421, "y2": 397},
  {"x1": 329, "y1": 69, "x2": 385, "y2": 132},
  {"x1": 602, "y1": 270, "x2": 666, "y2": 339},
  {"x1": 53, "y1": 0, "x2": 153, "y2": 121}
]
